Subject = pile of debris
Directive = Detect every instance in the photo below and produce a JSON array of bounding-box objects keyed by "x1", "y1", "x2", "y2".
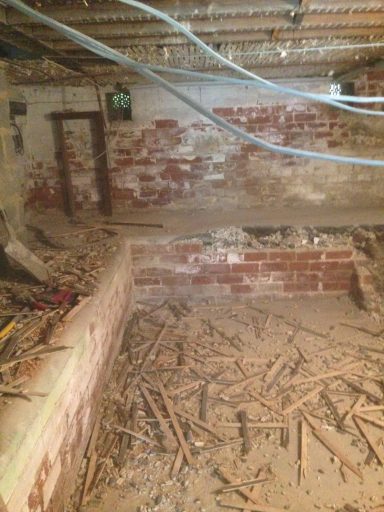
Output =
[
  {"x1": 73, "y1": 300, "x2": 384, "y2": 512},
  {"x1": 181, "y1": 226, "x2": 355, "y2": 252},
  {"x1": 0, "y1": 222, "x2": 119, "y2": 408}
]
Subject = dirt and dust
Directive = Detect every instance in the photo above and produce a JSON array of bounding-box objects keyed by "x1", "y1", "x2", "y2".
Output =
[{"x1": 69, "y1": 296, "x2": 384, "y2": 512}]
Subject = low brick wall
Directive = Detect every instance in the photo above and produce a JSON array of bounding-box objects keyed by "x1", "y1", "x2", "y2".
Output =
[
  {"x1": 132, "y1": 242, "x2": 357, "y2": 301},
  {"x1": 0, "y1": 242, "x2": 133, "y2": 512}
]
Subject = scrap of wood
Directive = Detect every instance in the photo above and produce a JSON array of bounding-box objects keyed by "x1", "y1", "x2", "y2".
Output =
[
  {"x1": 173, "y1": 405, "x2": 223, "y2": 439},
  {"x1": 218, "y1": 469, "x2": 265, "y2": 506},
  {"x1": 156, "y1": 378, "x2": 196, "y2": 465},
  {"x1": 216, "y1": 477, "x2": 270, "y2": 494},
  {"x1": 91, "y1": 434, "x2": 118, "y2": 491},
  {"x1": 247, "y1": 305, "x2": 329, "y2": 339},
  {"x1": 239, "y1": 410, "x2": 252, "y2": 454},
  {"x1": 353, "y1": 416, "x2": 384, "y2": 465},
  {"x1": 340, "y1": 323, "x2": 384, "y2": 337},
  {"x1": 170, "y1": 446, "x2": 184, "y2": 477},
  {"x1": 218, "y1": 422, "x2": 287, "y2": 429},
  {"x1": 195, "y1": 438, "x2": 243, "y2": 454},
  {"x1": 359, "y1": 405, "x2": 384, "y2": 412},
  {"x1": 140, "y1": 385, "x2": 177, "y2": 451},
  {"x1": 321, "y1": 391, "x2": 345, "y2": 430},
  {"x1": 355, "y1": 412, "x2": 384, "y2": 430},
  {"x1": 168, "y1": 381, "x2": 202, "y2": 397},
  {"x1": 200, "y1": 383, "x2": 209, "y2": 422},
  {"x1": 247, "y1": 391, "x2": 282, "y2": 416},
  {"x1": 293, "y1": 365, "x2": 360, "y2": 386},
  {"x1": 287, "y1": 325, "x2": 300, "y2": 344},
  {"x1": 221, "y1": 370, "x2": 267, "y2": 399},
  {"x1": 302, "y1": 412, "x2": 363, "y2": 480},
  {"x1": 342, "y1": 378, "x2": 382, "y2": 404},
  {"x1": 281, "y1": 396, "x2": 290, "y2": 449},
  {"x1": 344, "y1": 395, "x2": 366, "y2": 423},
  {"x1": 117, "y1": 401, "x2": 137, "y2": 467},
  {"x1": 281, "y1": 385, "x2": 324, "y2": 415},
  {"x1": 0, "y1": 345, "x2": 71, "y2": 370},
  {"x1": 299, "y1": 420, "x2": 308, "y2": 485},
  {"x1": 112, "y1": 424, "x2": 162, "y2": 448},
  {"x1": 236, "y1": 359, "x2": 250, "y2": 378}
]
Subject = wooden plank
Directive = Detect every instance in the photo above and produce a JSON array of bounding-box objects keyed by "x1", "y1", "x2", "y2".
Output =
[
  {"x1": 218, "y1": 502, "x2": 284, "y2": 512},
  {"x1": 170, "y1": 446, "x2": 184, "y2": 477},
  {"x1": 200, "y1": 383, "x2": 209, "y2": 422},
  {"x1": 294, "y1": 366, "x2": 359, "y2": 386},
  {"x1": 355, "y1": 412, "x2": 384, "y2": 430},
  {"x1": 299, "y1": 420, "x2": 308, "y2": 486},
  {"x1": 55, "y1": 118, "x2": 75, "y2": 216},
  {"x1": 173, "y1": 405, "x2": 223, "y2": 439},
  {"x1": 221, "y1": 370, "x2": 267, "y2": 399},
  {"x1": 344, "y1": 395, "x2": 366, "y2": 423},
  {"x1": 216, "y1": 477, "x2": 270, "y2": 494},
  {"x1": 342, "y1": 379, "x2": 382, "y2": 404},
  {"x1": 240, "y1": 410, "x2": 252, "y2": 454},
  {"x1": 218, "y1": 469, "x2": 284, "y2": 511},
  {"x1": 218, "y1": 422, "x2": 287, "y2": 429},
  {"x1": 112, "y1": 424, "x2": 162, "y2": 448},
  {"x1": 302, "y1": 412, "x2": 363, "y2": 480},
  {"x1": 140, "y1": 385, "x2": 177, "y2": 451},
  {"x1": 156, "y1": 378, "x2": 196, "y2": 465},
  {"x1": 248, "y1": 391, "x2": 282, "y2": 415},
  {"x1": 353, "y1": 416, "x2": 384, "y2": 465},
  {"x1": 321, "y1": 391, "x2": 345, "y2": 430},
  {"x1": 281, "y1": 385, "x2": 324, "y2": 415},
  {"x1": 117, "y1": 401, "x2": 137, "y2": 466}
]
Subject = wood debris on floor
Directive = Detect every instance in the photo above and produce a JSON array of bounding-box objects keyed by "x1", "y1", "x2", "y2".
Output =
[
  {"x1": 71, "y1": 298, "x2": 384, "y2": 512},
  {"x1": 0, "y1": 224, "x2": 119, "y2": 407}
]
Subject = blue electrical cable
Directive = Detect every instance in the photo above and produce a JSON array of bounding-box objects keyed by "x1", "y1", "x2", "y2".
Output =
[{"x1": 4, "y1": 0, "x2": 384, "y2": 167}]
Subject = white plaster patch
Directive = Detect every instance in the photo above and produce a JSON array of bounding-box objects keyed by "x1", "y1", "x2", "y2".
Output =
[
  {"x1": 227, "y1": 253, "x2": 242, "y2": 264},
  {"x1": 204, "y1": 173, "x2": 224, "y2": 181}
]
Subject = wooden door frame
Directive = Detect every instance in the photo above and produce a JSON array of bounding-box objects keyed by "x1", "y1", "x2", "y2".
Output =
[{"x1": 52, "y1": 111, "x2": 112, "y2": 216}]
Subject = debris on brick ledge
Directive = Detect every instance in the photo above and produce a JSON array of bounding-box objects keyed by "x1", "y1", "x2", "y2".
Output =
[{"x1": 177, "y1": 226, "x2": 355, "y2": 252}]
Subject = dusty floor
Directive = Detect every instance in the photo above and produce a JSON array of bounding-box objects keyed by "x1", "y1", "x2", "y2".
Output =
[{"x1": 73, "y1": 295, "x2": 384, "y2": 512}]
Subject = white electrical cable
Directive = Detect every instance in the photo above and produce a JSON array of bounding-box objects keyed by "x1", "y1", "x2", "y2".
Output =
[{"x1": 4, "y1": 0, "x2": 384, "y2": 167}]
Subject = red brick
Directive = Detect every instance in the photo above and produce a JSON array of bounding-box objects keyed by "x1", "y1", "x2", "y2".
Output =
[
  {"x1": 244, "y1": 252, "x2": 268, "y2": 261},
  {"x1": 271, "y1": 272, "x2": 295, "y2": 282},
  {"x1": 309, "y1": 261, "x2": 339, "y2": 271},
  {"x1": 284, "y1": 282, "x2": 319, "y2": 292},
  {"x1": 134, "y1": 277, "x2": 161, "y2": 286},
  {"x1": 296, "y1": 251, "x2": 324, "y2": 261},
  {"x1": 338, "y1": 260, "x2": 355, "y2": 270},
  {"x1": 325, "y1": 250, "x2": 353, "y2": 259},
  {"x1": 212, "y1": 107, "x2": 236, "y2": 117},
  {"x1": 191, "y1": 275, "x2": 216, "y2": 285},
  {"x1": 289, "y1": 261, "x2": 309, "y2": 271},
  {"x1": 361, "y1": 273, "x2": 373, "y2": 285},
  {"x1": 294, "y1": 113, "x2": 317, "y2": 122},
  {"x1": 231, "y1": 284, "x2": 252, "y2": 294},
  {"x1": 145, "y1": 267, "x2": 173, "y2": 277},
  {"x1": 322, "y1": 281, "x2": 350, "y2": 291},
  {"x1": 160, "y1": 254, "x2": 189, "y2": 263},
  {"x1": 296, "y1": 272, "x2": 321, "y2": 283},
  {"x1": 217, "y1": 274, "x2": 243, "y2": 284},
  {"x1": 260, "y1": 262, "x2": 288, "y2": 272},
  {"x1": 155, "y1": 119, "x2": 179, "y2": 128},
  {"x1": 115, "y1": 157, "x2": 134, "y2": 166},
  {"x1": 161, "y1": 275, "x2": 191, "y2": 286},
  {"x1": 268, "y1": 251, "x2": 296, "y2": 261},
  {"x1": 138, "y1": 174, "x2": 156, "y2": 182},
  {"x1": 232, "y1": 263, "x2": 260, "y2": 273},
  {"x1": 202, "y1": 263, "x2": 231, "y2": 274},
  {"x1": 175, "y1": 243, "x2": 203, "y2": 254}
]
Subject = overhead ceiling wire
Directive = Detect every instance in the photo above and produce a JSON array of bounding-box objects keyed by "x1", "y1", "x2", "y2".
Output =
[{"x1": 4, "y1": 0, "x2": 384, "y2": 168}]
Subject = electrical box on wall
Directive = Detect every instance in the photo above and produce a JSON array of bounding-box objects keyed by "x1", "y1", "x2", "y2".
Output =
[
  {"x1": 105, "y1": 89, "x2": 132, "y2": 121},
  {"x1": 9, "y1": 100, "x2": 27, "y2": 118}
]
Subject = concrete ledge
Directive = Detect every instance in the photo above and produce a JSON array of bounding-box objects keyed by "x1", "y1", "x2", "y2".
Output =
[{"x1": 0, "y1": 241, "x2": 133, "y2": 512}]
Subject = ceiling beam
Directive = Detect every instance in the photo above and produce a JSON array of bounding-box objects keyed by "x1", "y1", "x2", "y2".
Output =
[
  {"x1": 40, "y1": 27, "x2": 384, "y2": 52},
  {"x1": 6, "y1": 0, "x2": 384, "y2": 26},
  {"x1": 15, "y1": 12, "x2": 384, "y2": 41}
]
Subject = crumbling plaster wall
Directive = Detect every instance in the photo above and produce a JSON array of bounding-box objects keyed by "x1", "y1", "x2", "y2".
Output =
[
  {"x1": 21, "y1": 71, "x2": 384, "y2": 213},
  {"x1": 0, "y1": 65, "x2": 25, "y2": 233}
]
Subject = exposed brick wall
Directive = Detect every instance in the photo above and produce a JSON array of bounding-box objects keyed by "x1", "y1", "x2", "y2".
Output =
[
  {"x1": 132, "y1": 242, "x2": 357, "y2": 301},
  {"x1": 24, "y1": 70, "x2": 384, "y2": 212},
  {"x1": 0, "y1": 243, "x2": 133, "y2": 512}
]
